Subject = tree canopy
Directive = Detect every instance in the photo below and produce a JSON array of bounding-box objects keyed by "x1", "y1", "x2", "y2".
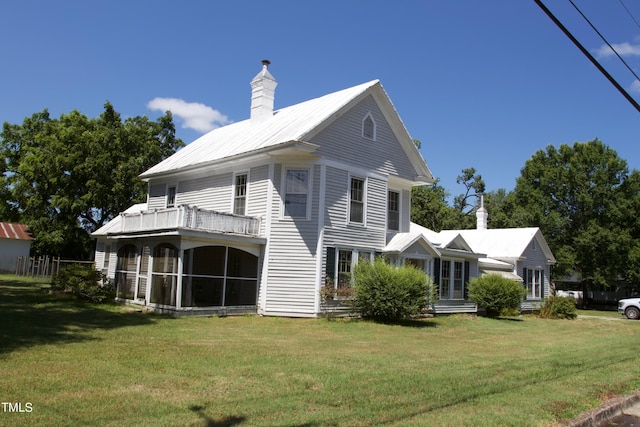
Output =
[{"x1": 0, "y1": 102, "x2": 184, "y2": 258}]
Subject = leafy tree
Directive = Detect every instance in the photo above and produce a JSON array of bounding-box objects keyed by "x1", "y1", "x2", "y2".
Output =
[
  {"x1": 411, "y1": 180, "x2": 463, "y2": 231},
  {"x1": 509, "y1": 139, "x2": 640, "y2": 298},
  {"x1": 1, "y1": 103, "x2": 184, "y2": 258}
]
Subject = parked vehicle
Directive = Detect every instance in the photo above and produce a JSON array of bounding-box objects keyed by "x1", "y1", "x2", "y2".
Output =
[{"x1": 618, "y1": 298, "x2": 640, "y2": 319}]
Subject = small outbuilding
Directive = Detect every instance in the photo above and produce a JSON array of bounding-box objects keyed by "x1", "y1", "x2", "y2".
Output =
[{"x1": 0, "y1": 222, "x2": 33, "y2": 273}]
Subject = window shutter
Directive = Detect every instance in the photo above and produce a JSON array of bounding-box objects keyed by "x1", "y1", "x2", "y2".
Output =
[
  {"x1": 464, "y1": 261, "x2": 470, "y2": 300},
  {"x1": 326, "y1": 247, "x2": 336, "y2": 281},
  {"x1": 540, "y1": 271, "x2": 545, "y2": 298},
  {"x1": 522, "y1": 267, "x2": 527, "y2": 298},
  {"x1": 433, "y1": 258, "x2": 440, "y2": 287}
]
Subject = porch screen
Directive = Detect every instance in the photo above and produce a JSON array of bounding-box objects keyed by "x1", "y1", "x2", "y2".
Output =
[
  {"x1": 150, "y1": 244, "x2": 178, "y2": 306},
  {"x1": 115, "y1": 244, "x2": 137, "y2": 299},
  {"x1": 182, "y1": 246, "x2": 258, "y2": 308}
]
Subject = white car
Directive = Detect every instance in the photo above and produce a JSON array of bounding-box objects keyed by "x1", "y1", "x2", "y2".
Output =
[{"x1": 618, "y1": 298, "x2": 640, "y2": 320}]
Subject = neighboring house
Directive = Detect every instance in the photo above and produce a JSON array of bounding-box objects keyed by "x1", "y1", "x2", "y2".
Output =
[
  {"x1": 0, "y1": 222, "x2": 33, "y2": 273},
  {"x1": 93, "y1": 61, "x2": 555, "y2": 317}
]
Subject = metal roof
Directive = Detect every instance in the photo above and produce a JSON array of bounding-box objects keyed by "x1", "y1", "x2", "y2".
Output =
[{"x1": 0, "y1": 222, "x2": 33, "y2": 241}]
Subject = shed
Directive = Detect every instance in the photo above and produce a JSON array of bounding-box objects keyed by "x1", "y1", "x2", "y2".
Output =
[{"x1": 0, "y1": 222, "x2": 33, "y2": 273}]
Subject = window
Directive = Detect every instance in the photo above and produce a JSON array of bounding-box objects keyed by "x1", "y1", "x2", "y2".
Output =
[
  {"x1": 102, "y1": 244, "x2": 111, "y2": 274},
  {"x1": 350, "y1": 177, "x2": 365, "y2": 223},
  {"x1": 284, "y1": 169, "x2": 308, "y2": 218},
  {"x1": 338, "y1": 249, "x2": 353, "y2": 288},
  {"x1": 362, "y1": 112, "x2": 376, "y2": 140},
  {"x1": 388, "y1": 190, "x2": 400, "y2": 231},
  {"x1": 166, "y1": 185, "x2": 177, "y2": 208},
  {"x1": 234, "y1": 173, "x2": 248, "y2": 215},
  {"x1": 439, "y1": 259, "x2": 467, "y2": 300},
  {"x1": 524, "y1": 268, "x2": 543, "y2": 299}
]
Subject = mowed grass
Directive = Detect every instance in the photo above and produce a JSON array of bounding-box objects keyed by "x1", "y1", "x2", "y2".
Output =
[{"x1": 2, "y1": 277, "x2": 640, "y2": 426}]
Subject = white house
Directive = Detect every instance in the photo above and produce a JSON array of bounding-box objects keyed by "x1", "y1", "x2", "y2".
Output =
[
  {"x1": 93, "y1": 62, "x2": 554, "y2": 317},
  {"x1": 0, "y1": 222, "x2": 33, "y2": 273}
]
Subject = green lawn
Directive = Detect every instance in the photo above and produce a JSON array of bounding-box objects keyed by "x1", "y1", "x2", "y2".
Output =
[{"x1": 2, "y1": 277, "x2": 640, "y2": 426}]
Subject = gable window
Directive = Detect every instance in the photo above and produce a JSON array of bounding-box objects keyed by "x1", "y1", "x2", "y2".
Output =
[
  {"x1": 524, "y1": 268, "x2": 543, "y2": 299},
  {"x1": 234, "y1": 173, "x2": 248, "y2": 215},
  {"x1": 350, "y1": 177, "x2": 365, "y2": 224},
  {"x1": 388, "y1": 190, "x2": 400, "y2": 231},
  {"x1": 284, "y1": 169, "x2": 308, "y2": 218},
  {"x1": 362, "y1": 112, "x2": 376, "y2": 141},
  {"x1": 166, "y1": 185, "x2": 177, "y2": 208}
]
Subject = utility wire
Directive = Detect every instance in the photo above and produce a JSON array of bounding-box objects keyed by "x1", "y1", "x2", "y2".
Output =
[
  {"x1": 533, "y1": 0, "x2": 640, "y2": 112},
  {"x1": 617, "y1": 0, "x2": 640, "y2": 33},
  {"x1": 568, "y1": 0, "x2": 640, "y2": 85}
]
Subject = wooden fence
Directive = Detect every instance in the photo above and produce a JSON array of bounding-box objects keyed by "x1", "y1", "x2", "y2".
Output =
[{"x1": 14, "y1": 256, "x2": 94, "y2": 278}]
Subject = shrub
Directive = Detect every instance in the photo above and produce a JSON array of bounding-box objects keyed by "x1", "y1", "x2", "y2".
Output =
[
  {"x1": 353, "y1": 258, "x2": 437, "y2": 321},
  {"x1": 467, "y1": 274, "x2": 526, "y2": 318},
  {"x1": 539, "y1": 295, "x2": 577, "y2": 319},
  {"x1": 50, "y1": 264, "x2": 115, "y2": 303}
]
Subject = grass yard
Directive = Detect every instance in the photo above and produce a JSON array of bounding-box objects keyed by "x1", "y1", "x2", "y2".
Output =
[{"x1": 2, "y1": 277, "x2": 640, "y2": 426}]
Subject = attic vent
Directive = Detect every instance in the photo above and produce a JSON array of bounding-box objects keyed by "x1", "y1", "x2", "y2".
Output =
[{"x1": 362, "y1": 112, "x2": 376, "y2": 140}]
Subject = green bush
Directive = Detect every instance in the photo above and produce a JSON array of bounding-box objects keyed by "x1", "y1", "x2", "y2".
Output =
[
  {"x1": 353, "y1": 258, "x2": 437, "y2": 321},
  {"x1": 50, "y1": 264, "x2": 115, "y2": 303},
  {"x1": 539, "y1": 295, "x2": 577, "y2": 319},
  {"x1": 467, "y1": 274, "x2": 526, "y2": 318}
]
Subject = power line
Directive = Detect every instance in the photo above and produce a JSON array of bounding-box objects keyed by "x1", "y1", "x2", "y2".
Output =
[
  {"x1": 568, "y1": 0, "x2": 640, "y2": 86},
  {"x1": 617, "y1": 0, "x2": 640, "y2": 33},
  {"x1": 533, "y1": 0, "x2": 640, "y2": 112}
]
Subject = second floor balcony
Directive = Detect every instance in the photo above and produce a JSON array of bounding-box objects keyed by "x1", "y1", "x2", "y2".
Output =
[{"x1": 118, "y1": 205, "x2": 262, "y2": 237}]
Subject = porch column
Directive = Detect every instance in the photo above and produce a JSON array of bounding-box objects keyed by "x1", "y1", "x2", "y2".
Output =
[{"x1": 176, "y1": 247, "x2": 184, "y2": 309}]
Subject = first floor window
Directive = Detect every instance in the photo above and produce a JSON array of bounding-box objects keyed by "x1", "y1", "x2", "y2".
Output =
[
  {"x1": 439, "y1": 259, "x2": 467, "y2": 300},
  {"x1": 338, "y1": 249, "x2": 353, "y2": 288},
  {"x1": 350, "y1": 177, "x2": 365, "y2": 223},
  {"x1": 524, "y1": 268, "x2": 543, "y2": 299},
  {"x1": 285, "y1": 169, "x2": 308, "y2": 218},
  {"x1": 115, "y1": 244, "x2": 138, "y2": 300}
]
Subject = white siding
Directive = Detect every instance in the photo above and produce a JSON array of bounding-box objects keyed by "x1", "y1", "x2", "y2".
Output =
[
  {"x1": 311, "y1": 95, "x2": 417, "y2": 181},
  {"x1": 262, "y1": 164, "x2": 320, "y2": 316},
  {"x1": 248, "y1": 165, "x2": 269, "y2": 235},
  {"x1": 519, "y1": 238, "x2": 552, "y2": 310},
  {"x1": 148, "y1": 183, "x2": 166, "y2": 209},
  {"x1": 178, "y1": 173, "x2": 232, "y2": 211},
  {"x1": 0, "y1": 240, "x2": 31, "y2": 273}
]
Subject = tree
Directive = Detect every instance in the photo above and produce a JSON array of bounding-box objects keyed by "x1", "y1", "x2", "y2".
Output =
[
  {"x1": 453, "y1": 167, "x2": 485, "y2": 216},
  {"x1": 510, "y1": 140, "x2": 640, "y2": 300},
  {"x1": 411, "y1": 180, "x2": 464, "y2": 231},
  {"x1": 0, "y1": 103, "x2": 184, "y2": 258}
]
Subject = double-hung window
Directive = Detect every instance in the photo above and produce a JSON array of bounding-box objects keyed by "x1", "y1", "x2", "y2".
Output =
[
  {"x1": 350, "y1": 177, "x2": 365, "y2": 223},
  {"x1": 388, "y1": 190, "x2": 400, "y2": 231},
  {"x1": 234, "y1": 173, "x2": 248, "y2": 215},
  {"x1": 166, "y1": 185, "x2": 177, "y2": 208},
  {"x1": 524, "y1": 268, "x2": 543, "y2": 299},
  {"x1": 439, "y1": 259, "x2": 466, "y2": 300},
  {"x1": 285, "y1": 169, "x2": 308, "y2": 218}
]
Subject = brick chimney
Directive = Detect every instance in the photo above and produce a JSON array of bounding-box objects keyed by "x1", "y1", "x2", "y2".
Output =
[{"x1": 250, "y1": 60, "x2": 277, "y2": 123}]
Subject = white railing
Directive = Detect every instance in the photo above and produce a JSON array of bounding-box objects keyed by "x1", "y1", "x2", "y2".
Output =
[{"x1": 120, "y1": 206, "x2": 261, "y2": 236}]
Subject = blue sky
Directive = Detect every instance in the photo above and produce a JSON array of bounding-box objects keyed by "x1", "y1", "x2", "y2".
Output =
[{"x1": 1, "y1": 1, "x2": 639, "y2": 197}]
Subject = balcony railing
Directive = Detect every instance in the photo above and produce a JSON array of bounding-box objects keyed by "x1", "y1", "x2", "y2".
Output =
[{"x1": 119, "y1": 206, "x2": 262, "y2": 237}]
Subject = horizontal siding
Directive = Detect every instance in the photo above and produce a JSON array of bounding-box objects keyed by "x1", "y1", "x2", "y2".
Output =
[
  {"x1": 248, "y1": 165, "x2": 269, "y2": 235},
  {"x1": 263, "y1": 164, "x2": 320, "y2": 316},
  {"x1": 311, "y1": 94, "x2": 417, "y2": 181},
  {"x1": 178, "y1": 173, "x2": 232, "y2": 211},
  {"x1": 148, "y1": 183, "x2": 166, "y2": 209}
]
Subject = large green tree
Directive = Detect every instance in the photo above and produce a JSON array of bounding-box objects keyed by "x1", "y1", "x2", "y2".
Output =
[
  {"x1": 1, "y1": 102, "x2": 184, "y2": 258},
  {"x1": 510, "y1": 139, "x2": 640, "y2": 292}
]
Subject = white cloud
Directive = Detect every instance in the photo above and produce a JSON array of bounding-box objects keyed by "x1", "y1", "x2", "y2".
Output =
[
  {"x1": 147, "y1": 97, "x2": 230, "y2": 133},
  {"x1": 594, "y1": 42, "x2": 640, "y2": 59},
  {"x1": 631, "y1": 80, "x2": 640, "y2": 94}
]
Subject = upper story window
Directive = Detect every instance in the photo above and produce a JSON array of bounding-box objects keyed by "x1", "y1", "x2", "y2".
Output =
[
  {"x1": 388, "y1": 190, "x2": 400, "y2": 231},
  {"x1": 166, "y1": 185, "x2": 177, "y2": 208},
  {"x1": 284, "y1": 169, "x2": 309, "y2": 218},
  {"x1": 362, "y1": 112, "x2": 376, "y2": 141},
  {"x1": 349, "y1": 177, "x2": 365, "y2": 224},
  {"x1": 234, "y1": 173, "x2": 248, "y2": 215}
]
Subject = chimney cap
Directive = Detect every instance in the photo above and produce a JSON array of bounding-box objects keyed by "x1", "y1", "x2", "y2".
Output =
[{"x1": 261, "y1": 59, "x2": 271, "y2": 67}]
